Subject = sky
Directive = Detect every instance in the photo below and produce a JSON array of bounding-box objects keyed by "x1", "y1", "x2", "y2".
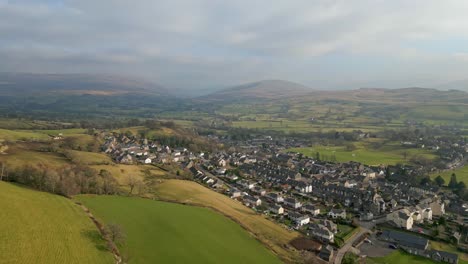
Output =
[{"x1": 2, "y1": 0, "x2": 468, "y2": 92}]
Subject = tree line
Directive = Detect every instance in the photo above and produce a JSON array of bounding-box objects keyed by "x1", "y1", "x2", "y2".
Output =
[{"x1": 0, "y1": 162, "x2": 120, "y2": 197}]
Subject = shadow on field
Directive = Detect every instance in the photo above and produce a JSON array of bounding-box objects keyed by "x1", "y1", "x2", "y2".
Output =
[{"x1": 82, "y1": 229, "x2": 109, "y2": 252}]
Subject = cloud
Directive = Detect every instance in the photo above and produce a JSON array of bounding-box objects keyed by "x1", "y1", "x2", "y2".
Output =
[{"x1": 2, "y1": 0, "x2": 468, "y2": 90}]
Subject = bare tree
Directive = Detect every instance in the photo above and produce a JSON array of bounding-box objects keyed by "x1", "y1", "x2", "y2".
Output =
[
  {"x1": 126, "y1": 175, "x2": 138, "y2": 195},
  {"x1": 0, "y1": 162, "x2": 5, "y2": 181},
  {"x1": 107, "y1": 223, "x2": 126, "y2": 245}
]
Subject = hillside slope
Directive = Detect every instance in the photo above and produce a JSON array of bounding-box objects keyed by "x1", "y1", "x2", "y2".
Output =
[
  {"x1": 78, "y1": 195, "x2": 282, "y2": 264},
  {"x1": 0, "y1": 72, "x2": 169, "y2": 96},
  {"x1": 202, "y1": 80, "x2": 313, "y2": 101},
  {"x1": 0, "y1": 181, "x2": 113, "y2": 264}
]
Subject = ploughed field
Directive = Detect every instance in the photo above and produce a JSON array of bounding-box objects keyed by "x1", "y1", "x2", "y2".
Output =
[
  {"x1": 77, "y1": 195, "x2": 283, "y2": 264},
  {"x1": 0, "y1": 182, "x2": 113, "y2": 264}
]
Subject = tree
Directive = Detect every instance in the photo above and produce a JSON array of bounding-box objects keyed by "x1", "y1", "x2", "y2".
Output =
[
  {"x1": 126, "y1": 175, "x2": 138, "y2": 195},
  {"x1": 449, "y1": 173, "x2": 458, "y2": 189},
  {"x1": 315, "y1": 152, "x2": 320, "y2": 161},
  {"x1": 402, "y1": 151, "x2": 408, "y2": 161},
  {"x1": 420, "y1": 176, "x2": 432, "y2": 186},
  {"x1": 457, "y1": 181, "x2": 466, "y2": 190},
  {"x1": 106, "y1": 223, "x2": 126, "y2": 245},
  {"x1": 434, "y1": 175, "x2": 445, "y2": 187},
  {"x1": 0, "y1": 162, "x2": 5, "y2": 181}
]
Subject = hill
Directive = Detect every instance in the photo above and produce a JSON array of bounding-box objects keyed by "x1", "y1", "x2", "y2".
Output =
[
  {"x1": 0, "y1": 181, "x2": 113, "y2": 264},
  {"x1": 202, "y1": 79, "x2": 313, "y2": 101},
  {"x1": 0, "y1": 73, "x2": 182, "y2": 120},
  {"x1": 77, "y1": 195, "x2": 283, "y2": 264},
  {"x1": 0, "y1": 72, "x2": 168, "y2": 96}
]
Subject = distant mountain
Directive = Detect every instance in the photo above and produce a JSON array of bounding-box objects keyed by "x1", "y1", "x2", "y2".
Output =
[
  {"x1": 0, "y1": 73, "x2": 170, "y2": 97},
  {"x1": 293, "y1": 87, "x2": 468, "y2": 104},
  {"x1": 201, "y1": 80, "x2": 313, "y2": 101},
  {"x1": 433, "y1": 79, "x2": 468, "y2": 92}
]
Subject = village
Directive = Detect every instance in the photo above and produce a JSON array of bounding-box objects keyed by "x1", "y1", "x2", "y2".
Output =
[{"x1": 102, "y1": 132, "x2": 467, "y2": 264}]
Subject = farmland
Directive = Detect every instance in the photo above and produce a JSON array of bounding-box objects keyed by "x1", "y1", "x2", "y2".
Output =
[
  {"x1": 287, "y1": 141, "x2": 437, "y2": 166},
  {"x1": 368, "y1": 250, "x2": 439, "y2": 264},
  {"x1": 77, "y1": 195, "x2": 282, "y2": 264},
  {"x1": 154, "y1": 179, "x2": 302, "y2": 263},
  {"x1": 0, "y1": 181, "x2": 113, "y2": 264},
  {"x1": 431, "y1": 165, "x2": 468, "y2": 184}
]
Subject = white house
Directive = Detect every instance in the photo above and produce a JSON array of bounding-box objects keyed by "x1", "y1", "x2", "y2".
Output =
[
  {"x1": 269, "y1": 204, "x2": 284, "y2": 215},
  {"x1": 144, "y1": 158, "x2": 152, "y2": 164},
  {"x1": 284, "y1": 198, "x2": 302, "y2": 209},
  {"x1": 266, "y1": 193, "x2": 284, "y2": 203},
  {"x1": 309, "y1": 223, "x2": 334, "y2": 243},
  {"x1": 303, "y1": 204, "x2": 320, "y2": 216},
  {"x1": 387, "y1": 209, "x2": 414, "y2": 230},
  {"x1": 328, "y1": 209, "x2": 346, "y2": 219},
  {"x1": 244, "y1": 195, "x2": 262, "y2": 207},
  {"x1": 289, "y1": 212, "x2": 310, "y2": 226}
]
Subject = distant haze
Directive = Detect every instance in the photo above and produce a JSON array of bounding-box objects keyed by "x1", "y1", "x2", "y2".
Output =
[{"x1": 2, "y1": 1, "x2": 468, "y2": 92}]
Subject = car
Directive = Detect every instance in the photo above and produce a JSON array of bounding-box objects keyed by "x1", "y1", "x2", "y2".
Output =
[
  {"x1": 364, "y1": 239, "x2": 372, "y2": 244},
  {"x1": 389, "y1": 244, "x2": 398, "y2": 249}
]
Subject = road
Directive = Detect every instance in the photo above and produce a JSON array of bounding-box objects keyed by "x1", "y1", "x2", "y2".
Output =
[{"x1": 334, "y1": 227, "x2": 369, "y2": 264}]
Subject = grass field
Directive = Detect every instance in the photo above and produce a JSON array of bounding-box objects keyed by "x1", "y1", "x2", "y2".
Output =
[
  {"x1": 77, "y1": 195, "x2": 282, "y2": 264},
  {"x1": 153, "y1": 179, "x2": 301, "y2": 263},
  {"x1": 368, "y1": 250, "x2": 438, "y2": 264},
  {"x1": 431, "y1": 241, "x2": 468, "y2": 262},
  {"x1": 0, "y1": 182, "x2": 113, "y2": 264},
  {"x1": 66, "y1": 150, "x2": 113, "y2": 165},
  {"x1": 431, "y1": 166, "x2": 468, "y2": 184},
  {"x1": 0, "y1": 143, "x2": 69, "y2": 168},
  {"x1": 288, "y1": 142, "x2": 436, "y2": 166},
  {"x1": 0, "y1": 128, "x2": 51, "y2": 141}
]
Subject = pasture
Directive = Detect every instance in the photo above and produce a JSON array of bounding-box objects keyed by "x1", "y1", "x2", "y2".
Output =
[
  {"x1": 0, "y1": 182, "x2": 113, "y2": 264},
  {"x1": 154, "y1": 179, "x2": 301, "y2": 263},
  {"x1": 77, "y1": 195, "x2": 282, "y2": 264},
  {"x1": 431, "y1": 165, "x2": 468, "y2": 184},
  {"x1": 288, "y1": 142, "x2": 437, "y2": 166},
  {"x1": 368, "y1": 250, "x2": 438, "y2": 264}
]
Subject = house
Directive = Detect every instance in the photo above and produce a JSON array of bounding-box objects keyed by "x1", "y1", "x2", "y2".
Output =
[
  {"x1": 144, "y1": 158, "x2": 152, "y2": 164},
  {"x1": 266, "y1": 193, "x2": 284, "y2": 203},
  {"x1": 328, "y1": 208, "x2": 346, "y2": 219},
  {"x1": 269, "y1": 204, "x2": 284, "y2": 215},
  {"x1": 344, "y1": 180, "x2": 358, "y2": 188},
  {"x1": 289, "y1": 212, "x2": 310, "y2": 226},
  {"x1": 360, "y1": 211, "x2": 374, "y2": 221},
  {"x1": 379, "y1": 230, "x2": 429, "y2": 250},
  {"x1": 318, "y1": 245, "x2": 334, "y2": 262},
  {"x1": 239, "y1": 180, "x2": 256, "y2": 190},
  {"x1": 387, "y1": 209, "x2": 414, "y2": 230},
  {"x1": 303, "y1": 204, "x2": 320, "y2": 216},
  {"x1": 230, "y1": 188, "x2": 242, "y2": 198},
  {"x1": 284, "y1": 198, "x2": 302, "y2": 209},
  {"x1": 253, "y1": 186, "x2": 266, "y2": 196},
  {"x1": 319, "y1": 219, "x2": 338, "y2": 234},
  {"x1": 309, "y1": 223, "x2": 334, "y2": 243},
  {"x1": 428, "y1": 250, "x2": 459, "y2": 264},
  {"x1": 243, "y1": 195, "x2": 261, "y2": 206},
  {"x1": 217, "y1": 158, "x2": 227, "y2": 167}
]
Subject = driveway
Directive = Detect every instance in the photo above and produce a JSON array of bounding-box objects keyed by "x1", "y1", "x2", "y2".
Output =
[{"x1": 334, "y1": 228, "x2": 369, "y2": 264}]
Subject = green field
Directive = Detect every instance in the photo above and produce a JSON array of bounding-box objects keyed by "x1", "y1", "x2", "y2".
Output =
[
  {"x1": 369, "y1": 250, "x2": 438, "y2": 264},
  {"x1": 431, "y1": 165, "x2": 468, "y2": 184},
  {"x1": 288, "y1": 142, "x2": 437, "y2": 166},
  {"x1": 154, "y1": 180, "x2": 301, "y2": 263},
  {"x1": 77, "y1": 195, "x2": 282, "y2": 264},
  {"x1": 369, "y1": 249, "x2": 468, "y2": 264},
  {"x1": 0, "y1": 182, "x2": 113, "y2": 264}
]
